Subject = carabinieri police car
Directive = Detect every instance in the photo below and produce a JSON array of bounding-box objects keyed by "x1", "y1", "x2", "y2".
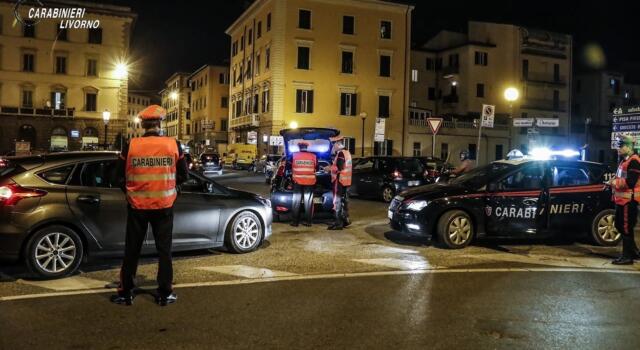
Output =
[{"x1": 388, "y1": 159, "x2": 619, "y2": 248}]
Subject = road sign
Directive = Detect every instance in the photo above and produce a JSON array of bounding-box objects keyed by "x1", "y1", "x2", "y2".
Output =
[
  {"x1": 536, "y1": 118, "x2": 559, "y2": 127},
  {"x1": 513, "y1": 118, "x2": 534, "y2": 127},
  {"x1": 481, "y1": 104, "x2": 495, "y2": 128},
  {"x1": 202, "y1": 120, "x2": 215, "y2": 130},
  {"x1": 611, "y1": 107, "x2": 640, "y2": 148},
  {"x1": 427, "y1": 118, "x2": 443, "y2": 134},
  {"x1": 374, "y1": 118, "x2": 386, "y2": 142},
  {"x1": 269, "y1": 135, "x2": 284, "y2": 146}
]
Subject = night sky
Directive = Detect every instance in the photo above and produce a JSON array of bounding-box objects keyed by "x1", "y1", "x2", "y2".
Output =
[{"x1": 110, "y1": 0, "x2": 640, "y2": 90}]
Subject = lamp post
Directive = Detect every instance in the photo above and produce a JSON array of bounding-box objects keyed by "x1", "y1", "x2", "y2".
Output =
[
  {"x1": 360, "y1": 112, "x2": 367, "y2": 156},
  {"x1": 503, "y1": 87, "x2": 520, "y2": 151},
  {"x1": 102, "y1": 109, "x2": 111, "y2": 150},
  {"x1": 133, "y1": 116, "x2": 141, "y2": 138}
]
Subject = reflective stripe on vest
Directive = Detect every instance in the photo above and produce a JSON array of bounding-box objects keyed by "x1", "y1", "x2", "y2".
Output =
[
  {"x1": 332, "y1": 150, "x2": 352, "y2": 187},
  {"x1": 126, "y1": 137, "x2": 179, "y2": 209},
  {"x1": 613, "y1": 154, "x2": 640, "y2": 205},
  {"x1": 292, "y1": 151, "x2": 317, "y2": 185}
]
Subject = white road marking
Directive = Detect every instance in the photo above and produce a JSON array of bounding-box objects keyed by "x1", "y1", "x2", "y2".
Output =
[
  {"x1": 17, "y1": 276, "x2": 109, "y2": 291},
  {"x1": 3, "y1": 267, "x2": 640, "y2": 302},
  {"x1": 353, "y1": 258, "x2": 439, "y2": 270},
  {"x1": 196, "y1": 265, "x2": 298, "y2": 278},
  {"x1": 462, "y1": 253, "x2": 637, "y2": 270}
]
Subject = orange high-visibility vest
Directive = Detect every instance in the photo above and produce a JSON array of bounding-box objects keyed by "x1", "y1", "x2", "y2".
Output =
[
  {"x1": 331, "y1": 150, "x2": 352, "y2": 186},
  {"x1": 292, "y1": 151, "x2": 317, "y2": 186},
  {"x1": 613, "y1": 154, "x2": 640, "y2": 205},
  {"x1": 126, "y1": 137, "x2": 179, "y2": 209}
]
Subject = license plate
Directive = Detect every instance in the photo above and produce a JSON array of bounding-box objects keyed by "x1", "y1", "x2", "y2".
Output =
[
  {"x1": 408, "y1": 181, "x2": 420, "y2": 186},
  {"x1": 388, "y1": 210, "x2": 393, "y2": 220},
  {"x1": 313, "y1": 197, "x2": 323, "y2": 204}
]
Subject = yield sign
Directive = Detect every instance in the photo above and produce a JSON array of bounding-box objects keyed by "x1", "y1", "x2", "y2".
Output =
[{"x1": 427, "y1": 117, "x2": 443, "y2": 135}]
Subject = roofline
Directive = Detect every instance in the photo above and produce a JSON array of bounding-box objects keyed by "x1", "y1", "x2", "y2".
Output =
[
  {"x1": 188, "y1": 64, "x2": 229, "y2": 80},
  {"x1": 164, "y1": 72, "x2": 191, "y2": 85}
]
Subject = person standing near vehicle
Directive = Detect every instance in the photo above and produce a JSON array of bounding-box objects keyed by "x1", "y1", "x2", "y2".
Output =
[
  {"x1": 611, "y1": 135, "x2": 640, "y2": 265},
  {"x1": 111, "y1": 104, "x2": 189, "y2": 306},
  {"x1": 451, "y1": 150, "x2": 474, "y2": 176},
  {"x1": 291, "y1": 142, "x2": 317, "y2": 227},
  {"x1": 327, "y1": 136, "x2": 352, "y2": 230}
]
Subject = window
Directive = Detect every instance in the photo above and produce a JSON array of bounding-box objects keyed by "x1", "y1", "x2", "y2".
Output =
[
  {"x1": 262, "y1": 90, "x2": 270, "y2": 113},
  {"x1": 87, "y1": 59, "x2": 98, "y2": 76},
  {"x1": 248, "y1": 29, "x2": 253, "y2": 45},
  {"x1": 374, "y1": 140, "x2": 393, "y2": 156},
  {"x1": 448, "y1": 53, "x2": 459, "y2": 67},
  {"x1": 257, "y1": 21, "x2": 262, "y2": 38},
  {"x1": 295, "y1": 89, "x2": 314, "y2": 113},
  {"x1": 22, "y1": 90, "x2": 33, "y2": 107},
  {"x1": 88, "y1": 28, "x2": 102, "y2": 44},
  {"x1": 468, "y1": 144, "x2": 477, "y2": 160},
  {"x1": 441, "y1": 143, "x2": 448, "y2": 160},
  {"x1": 186, "y1": 124, "x2": 191, "y2": 135},
  {"x1": 232, "y1": 41, "x2": 238, "y2": 56},
  {"x1": 411, "y1": 69, "x2": 418, "y2": 82},
  {"x1": 86, "y1": 93, "x2": 97, "y2": 111},
  {"x1": 80, "y1": 161, "x2": 118, "y2": 188},
  {"x1": 522, "y1": 59, "x2": 529, "y2": 79},
  {"x1": 378, "y1": 95, "x2": 390, "y2": 118},
  {"x1": 554, "y1": 63, "x2": 560, "y2": 82},
  {"x1": 23, "y1": 20, "x2": 35, "y2": 37},
  {"x1": 340, "y1": 93, "x2": 357, "y2": 116},
  {"x1": 51, "y1": 91, "x2": 65, "y2": 109},
  {"x1": 474, "y1": 51, "x2": 488, "y2": 66},
  {"x1": 497, "y1": 165, "x2": 544, "y2": 191},
  {"x1": 553, "y1": 90, "x2": 560, "y2": 110},
  {"x1": 428, "y1": 87, "x2": 436, "y2": 100},
  {"x1": 219, "y1": 73, "x2": 225, "y2": 84},
  {"x1": 23, "y1": 53, "x2": 35, "y2": 72},
  {"x1": 39, "y1": 165, "x2": 74, "y2": 185},
  {"x1": 57, "y1": 24, "x2": 67, "y2": 41},
  {"x1": 426, "y1": 58, "x2": 435, "y2": 71},
  {"x1": 55, "y1": 56, "x2": 66, "y2": 74},
  {"x1": 476, "y1": 83, "x2": 485, "y2": 98},
  {"x1": 380, "y1": 21, "x2": 391, "y2": 39},
  {"x1": 297, "y1": 46, "x2": 310, "y2": 69},
  {"x1": 379, "y1": 55, "x2": 391, "y2": 77},
  {"x1": 611, "y1": 78, "x2": 621, "y2": 95},
  {"x1": 267, "y1": 13, "x2": 271, "y2": 31},
  {"x1": 241, "y1": 35, "x2": 244, "y2": 50},
  {"x1": 299, "y1": 9, "x2": 311, "y2": 29},
  {"x1": 341, "y1": 51, "x2": 353, "y2": 74},
  {"x1": 355, "y1": 158, "x2": 374, "y2": 171},
  {"x1": 413, "y1": 142, "x2": 421, "y2": 157},
  {"x1": 221, "y1": 119, "x2": 228, "y2": 131},
  {"x1": 252, "y1": 94, "x2": 259, "y2": 114},
  {"x1": 256, "y1": 54, "x2": 261, "y2": 75},
  {"x1": 265, "y1": 48, "x2": 271, "y2": 69},
  {"x1": 343, "y1": 16, "x2": 354, "y2": 34},
  {"x1": 495, "y1": 145, "x2": 503, "y2": 160},
  {"x1": 435, "y1": 57, "x2": 442, "y2": 70},
  {"x1": 552, "y1": 166, "x2": 590, "y2": 187},
  {"x1": 221, "y1": 96, "x2": 228, "y2": 108}
]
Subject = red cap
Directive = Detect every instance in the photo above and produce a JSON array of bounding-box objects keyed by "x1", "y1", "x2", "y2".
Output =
[{"x1": 139, "y1": 105, "x2": 167, "y2": 120}]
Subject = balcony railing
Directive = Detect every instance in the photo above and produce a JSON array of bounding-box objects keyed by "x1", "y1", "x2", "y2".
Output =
[
  {"x1": 441, "y1": 65, "x2": 459, "y2": 77},
  {"x1": 229, "y1": 114, "x2": 260, "y2": 129},
  {"x1": 521, "y1": 98, "x2": 566, "y2": 112},
  {"x1": 523, "y1": 72, "x2": 567, "y2": 85},
  {"x1": 0, "y1": 106, "x2": 75, "y2": 117}
]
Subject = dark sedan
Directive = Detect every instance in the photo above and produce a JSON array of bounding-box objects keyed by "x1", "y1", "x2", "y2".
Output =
[
  {"x1": 0, "y1": 152, "x2": 272, "y2": 278},
  {"x1": 388, "y1": 159, "x2": 618, "y2": 248},
  {"x1": 349, "y1": 157, "x2": 427, "y2": 202}
]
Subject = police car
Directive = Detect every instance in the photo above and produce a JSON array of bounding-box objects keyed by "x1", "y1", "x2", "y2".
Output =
[{"x1": 388, "y1": 158, "x2": 619, "y2": 248}]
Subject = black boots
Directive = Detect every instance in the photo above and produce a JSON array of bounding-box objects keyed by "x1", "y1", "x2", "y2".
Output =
[
  {"x1": 110, "y1": 293, "x2": 134, "y2": 306},
  {"x1": 612, "y1": 257, "x2": 634, "y2": 265},
  {"x1": 156, "y1": 292, "x2": 178, "y2": 306}
]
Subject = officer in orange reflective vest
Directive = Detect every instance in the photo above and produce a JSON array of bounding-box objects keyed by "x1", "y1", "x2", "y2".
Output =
[
  {"x1": 327, "y1": 136, "x2": 352, "y2": 230},
  {"x1": 611, "y1": 135, "x2": 640, "y2": 265},
  {"x1": 291, "y1": 142, "x2": 317, "y2": 227},
  {"x1": 111, "y1": 105, "x2": 188, "y2": 306}
]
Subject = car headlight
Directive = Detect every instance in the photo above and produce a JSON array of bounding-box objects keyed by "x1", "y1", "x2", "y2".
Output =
[{"x1": 403, "y1": 200, "x2": 428, "y2": 212}]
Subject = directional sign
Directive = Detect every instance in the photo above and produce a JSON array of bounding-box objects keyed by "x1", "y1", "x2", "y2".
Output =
[
  {"x1": 481, "y1": 104, "x2": 495, "y2": 128},
  {"x1": 611, "y1": 107, "x2": 640, "y2": 148},
  {"x1": 513, "y1": 118, "x2": 534, "y2": 127},
  {"x1": 536, "y1": 118, "x2": 559, "y2": 127},
  {"x1": 427, "y1": 117, "x2": 443, "y2": 134}
]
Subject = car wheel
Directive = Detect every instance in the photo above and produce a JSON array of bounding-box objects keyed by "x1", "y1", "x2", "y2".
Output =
[
  {"x1": 381, "y1": 186, "x2": 395, "y2": 203},
  {"x1": 225, "y1": 211, "x2": 264, "y2": 253},
  {"x1": 437, "y1": 210, "x2": 473, "y2": 249},
  {"x1": 25, "y1": 225, "x2": 84, "y2": 279},
  {"x1": 591, "y1": 209, "x2": 621, "y2": 246}
]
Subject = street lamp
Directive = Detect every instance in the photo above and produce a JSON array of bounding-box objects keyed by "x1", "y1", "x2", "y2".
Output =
[
  {"x1": 503, "y1": 87, "x2": 520, "y2": 151},
  {"x1": 114, "y1": 62, "x2": 128, "y2": 80},
  {"x1": 289, "y1": 121, "x2": 298, "y2": 129},
  {"x1": 102, "y1": 109, "x2": 111, "y2": 149},
  {"x1": 170, "y1": 91, "x2": 179, "y2": 100},
  {"x1": 360, "y1": 112, "x2": 367, "y2": 156}
]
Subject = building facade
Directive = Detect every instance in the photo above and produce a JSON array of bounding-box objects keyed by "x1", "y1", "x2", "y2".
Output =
[
  {"x1": 126, "y1": 90, "x2": 157, "y2": 139},
  {"x1": 188, "y1": 64, "x2": 230, "y2": 155},
  {"x1": 409, "y1": 21, "x2": 573, "y2": 166},
  {"x1": 0, "y1": 0, "x2": 135, "y2": 153},
  {"x1": 160, "y1": 72, "x2": 191, "y2": 145},
  {"x1": 226, "y1": 0, "x2": 412, "y2": 156}
]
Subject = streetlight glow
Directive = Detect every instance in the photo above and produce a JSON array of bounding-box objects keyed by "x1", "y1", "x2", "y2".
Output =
[
  {"x1": 134, "y1": 116, "x2": 140, "y2": 125},
  {"x1": 170, "y1": 91, "x2": 179, "y2": 100},
  {"x1": 504, "y1": 87, "x2": 520, "y2": 102},
  {"x1": 114, "y1": 62, "x2": 128, "y2": 79},
  {"x1": 102, "y1": 109, "x2": 111, "y2": 124},
  {"x1": 289, "y1": 121, "x2": 298, "y2": 129}
]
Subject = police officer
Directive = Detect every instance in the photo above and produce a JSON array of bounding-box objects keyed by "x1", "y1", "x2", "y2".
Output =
[
  {"x1": 111, "y1": 105, "x2": 188, "y2": 306},
  {"x1": 291, "y1": 142, "x2": 317, "y2": 227},
  {"x1": 451, "y1": 150, "x2": 474, "y2": 176},
  {"x1": 327, "y1": 136, "x2": 352, "y2": 230},
  {"x1": 611, "y1": 135, "x2": 640, "y2": 265}
]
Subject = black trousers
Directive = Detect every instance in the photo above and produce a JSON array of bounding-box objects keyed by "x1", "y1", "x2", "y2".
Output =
[
  {"x1": 119, "y1": 206, "x2": 174, "y2": 296},
  {"x1": 292, "y1": 184, "x2": 314, "y2": 224},
  {"x1": 614, "y1": 201, "x2": 639, "y2": 259},
  {"x1": 332, "y1": 183, "x2": 350, "y2": 227}
]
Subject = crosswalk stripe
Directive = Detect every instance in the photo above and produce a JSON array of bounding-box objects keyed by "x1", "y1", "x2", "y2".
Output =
[
  {"x1": 196, "y1": 265, "x2": 299, "y2": 279},
  {"x1": 17, "y1": 276, "x2": 109, "y2": 291},
  {"x1": 353, "y1": 258, "x2": 439, "y2": 270}
]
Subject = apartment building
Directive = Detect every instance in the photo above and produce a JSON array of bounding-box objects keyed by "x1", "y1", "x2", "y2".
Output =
[{"x1": 160, "y1": 72, "x2": 191, "y2": 145}]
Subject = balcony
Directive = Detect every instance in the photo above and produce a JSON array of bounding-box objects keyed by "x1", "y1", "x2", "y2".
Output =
[
  {"x1": 0, "y1": 106, "x2": 75, "y2": 117},
  {"x1": 441, "y1": 65, "x2": 459, "y2": 77},
  {"x1": 523, "y1": 72, "x2": 567, "y2": 86},
  {"x1": 229, "y1": 114, "x2": 260, "y2": 129},
  {"x1": 442, "y1": 94, "x2": 459, "y2": 104},
  {"x1": 521, "y1": 98, "x2": 566, "y2": 112}
]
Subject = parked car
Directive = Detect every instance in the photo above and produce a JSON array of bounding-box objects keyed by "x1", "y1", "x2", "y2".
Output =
[
  {"x1": 0, "y1": 152, "x2": 272, "y2": 278},
  {"x1": 348, "y1": 157, "x2": 427, "y2": 202},
  {"x1": 254, "y1": 154, "x2": 282, "y2": 173},
  {"x1": 199, "y1": 152, "x2": 223, "y2": 176}
]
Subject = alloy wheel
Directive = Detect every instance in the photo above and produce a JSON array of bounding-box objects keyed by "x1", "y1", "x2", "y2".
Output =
[
  {"x1": 35, "y1": 232, "x2": 77, "y2": 274},
  {"x1": 233, "y1": 216, "x2": 260, "y2": 249},
  {"x1": 383, "y1": 187, "x2": 394, "y2": 202},
  {"x1": 448, "y1": 216, "x2": 471, "y2": 245},
  {"x1": 597, "y1": 214, "x2": 620, "y2": 243}
]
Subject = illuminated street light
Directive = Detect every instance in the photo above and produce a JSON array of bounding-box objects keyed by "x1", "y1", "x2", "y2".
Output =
[
  {"x1": 451, "y1": 81, "x2": 458, "y2": 86},
  {"x1": 360, "y1": 112, "x2": 367, "y2": 157},
  {"x1": 170, "y1": 91, "x2": 179, "y2": 100},
  {"x1": 504, "y1": 87, "x2": 519, "y2": 102},
  {"x1": 289, "y1": 121, "x2": 298, "y2": 129},
  {"x1": 114, "y1": 62, "x2": 128, "y2": 79},
  {"x1": 102, "y1": 110, "x2": 111, "y2": 149}
]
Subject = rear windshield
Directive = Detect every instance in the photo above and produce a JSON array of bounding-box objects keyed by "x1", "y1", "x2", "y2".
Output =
[
  {"x1": 397, "y1": 158, "x2": 424, "y2": 173},
  {"x1": 268, "y1": 155, "x2": 281, "y2": 162},
  {"x1": 201, "y1": 154, "x2": 219, "y2": 162}
]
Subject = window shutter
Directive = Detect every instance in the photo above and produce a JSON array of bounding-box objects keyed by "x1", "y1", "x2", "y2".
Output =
[
  {"x1": 308, "y1": 90, "x2": 314, "y2": 113},
  {"x1": 296, "y1": 90, "x2": 302, "y2": 113},
  {"x1": 340, "y1": 93, "x2": 346, "y2": 115},
  {"x1": 351, "y1": 93, "x2": 358, "y2": 116}
]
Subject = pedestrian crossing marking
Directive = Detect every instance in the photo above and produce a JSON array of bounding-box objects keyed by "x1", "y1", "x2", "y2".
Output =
[
  {"x1": 352, "y1": 258, "x2": 438, "y2": 270},
  {"x1": 17, "y1": 276, "x2": 109, "y2": 291},
  {"x1": 196, "y1": 265, "x2": 299, "y2": 279}
]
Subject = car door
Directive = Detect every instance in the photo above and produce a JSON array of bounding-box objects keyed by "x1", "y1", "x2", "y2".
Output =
[
  {"x1": 66, "y1": 159, "x2": 128, "y2": 251},
  {"x1": 351, "y1": 157, "x2": 375, "y2": 196},
  {"x1": 546, "y1": 162, "x2": 601, "y2": 232},
  {"x1": 485, "y1": 163, "x2": 548, "y2": 236}
]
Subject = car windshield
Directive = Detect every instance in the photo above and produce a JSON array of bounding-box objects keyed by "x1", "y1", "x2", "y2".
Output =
[
  {"x1": 397, "y1": 158, "x2": 424, "y2": 173},
  {"x1": 449, "y1": 162, "x2": 515, "y2": 188}
]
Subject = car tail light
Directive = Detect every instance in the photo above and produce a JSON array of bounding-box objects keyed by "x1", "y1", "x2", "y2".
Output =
[
  {"x1": 0, "y1": 182, "x2": 47, "y2": 206},
  {"x1": 392, "y1": 170, "x2": 403, "y2": 180},
  {"x1": 276, "y1": 206, "x2": 289, "y2": 212}
]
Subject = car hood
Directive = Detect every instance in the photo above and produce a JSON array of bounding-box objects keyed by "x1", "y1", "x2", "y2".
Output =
[{"x1": 399, "y1": 183, "x2": 475, "y2": 201}]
